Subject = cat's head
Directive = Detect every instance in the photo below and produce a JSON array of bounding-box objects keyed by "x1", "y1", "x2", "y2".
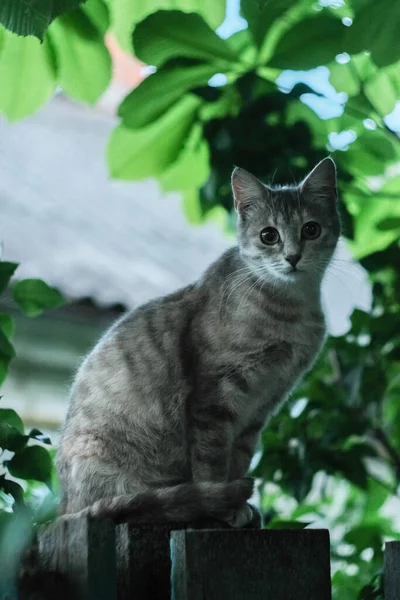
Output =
[{"x1": 231, "y1": 158, "x2": 340, "y2": 284}]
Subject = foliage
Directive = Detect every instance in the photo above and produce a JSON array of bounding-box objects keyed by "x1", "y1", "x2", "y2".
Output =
[
  {"x1": 0, "y1": 0, "x2": 87, "y2": 40},
  {"x1": 0, "y1": 263, "x2": 64, "y2": 592},
  {"x1": 1, "y1": 0, "x2": 400, "y2": 598}
]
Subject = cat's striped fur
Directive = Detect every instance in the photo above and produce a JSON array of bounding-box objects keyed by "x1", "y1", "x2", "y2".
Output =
[{"x1": 57, "y1": 158, "x2": 340, "y2": 527}]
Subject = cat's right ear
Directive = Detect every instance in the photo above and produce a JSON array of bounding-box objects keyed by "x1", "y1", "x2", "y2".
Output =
[{"x1": 231, "y1": 167, "x2": 266, "y2": 216}]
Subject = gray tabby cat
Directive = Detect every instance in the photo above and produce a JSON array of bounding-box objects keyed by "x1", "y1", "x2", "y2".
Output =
[{"x1": 57, "y1": 157, "x2": 340, "y2": 527}]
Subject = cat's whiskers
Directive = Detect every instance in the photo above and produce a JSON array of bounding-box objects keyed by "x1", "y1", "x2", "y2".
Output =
[
  {"x1": 218, "y1": 267, "x2": 257, "y2": 320},
  {"x1": 236, "y1": 271, "x2": 266, "y2": 316},
  {"x1": 313, "y1": 260, "x2": 356, "y2": 297}
]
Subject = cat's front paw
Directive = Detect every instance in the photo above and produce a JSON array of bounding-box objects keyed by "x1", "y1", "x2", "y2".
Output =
[{"x1": 224, "y1": 503, "x2": 254, "y2": 528}]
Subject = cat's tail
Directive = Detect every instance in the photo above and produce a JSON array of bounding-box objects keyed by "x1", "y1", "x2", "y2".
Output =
[{"x1": 61, "y1": 478, "x2": 253, "y2": 524}]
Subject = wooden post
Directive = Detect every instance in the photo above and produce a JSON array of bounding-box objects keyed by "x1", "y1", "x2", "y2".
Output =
[
  {"x1": 170, "y1": 529, "x2": 331, "y2": 600},
  {"x1": 117, "y1": 523, "x2": 178, "y2": 600},
  {"x1": 36, "y1": 517, "x2": 117, "y2": 600},
  {"x1": 385, "y1": 541, "x2": 400, "y2": 600},
  {"x1": 116, "y1": 519, "x2": 245, "y2": 600}
]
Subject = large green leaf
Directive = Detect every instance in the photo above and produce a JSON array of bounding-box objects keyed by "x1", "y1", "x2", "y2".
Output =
[
  {"x1": 81, "y1": 0, "x2": 109, "y2": 34},
  {"x1": 48, "y1": 9, "x2": 111, "y2": 104},
  {"x1": 0, "y1": 0, "x2": 51, "y2": 39},
  {"x1": 133, "y1": 10, "x2": 238, "y2": 68},
  {"x1": 0, "y1": 329, "x2": 16, "y2": 385},
  {"x1": 108, "y1": 93, "x2": 202, "y2": 180},
  {"x1": 0, "y1": 475, "x2": 24, "y2": 502},
  {"x1": 329, "y1": 53, "x2": 375, "y2": 97},
  {"x1": 346, "y1": 176, "x2": 400, "y2": 258},
  {"x1": 377, "y1": 217, "x2": 400, "y2": 231},
  {"x1": 345, "y1": 0, "x2": 400, "y2": 67},
  {"x1": 364, "y1": 63, "x2": 400, "y2": 116},
  {"x1": 0, "y1": 262, "x2": 18, "y2": 295},
  {"x1": 345, "y1": 130, "x2": 397, "y2": 177},
  {"x1": 8, "y1": 445, "x2": 53, "y2": 484},
  {"x1": 0, "y1": 30, "x2": 56, "y2": 121},
  {"x1": 12, "y1": 278, "x2": 65, "y2": 316},
  {"x1": 118, "y1": 62, "x2": 217, "y2": 129},
  {"x1": 0, "y1": 424, "x2": 27, "y2": 452},
  {"x1": 0, "y1": 313, "x2": 13, "y2": 339},
  {"x1": 0, "y1": 408, "x2": 24, "y2": 434},
  {"x1": 107, "y1": 0, "x2": 226, "y2": 53},
  {"x1": 0, "y1": 0, "x2": 86, "y2": 39},
  {"x1": 268, "y1": 15, "x2": 345, "y2": 70},
  {"x1": 158, "y1": 123, "x2": 210, "y2": 192},
  {"x1": 240, "y1": 0, "x2": 294, "y2": 49}
]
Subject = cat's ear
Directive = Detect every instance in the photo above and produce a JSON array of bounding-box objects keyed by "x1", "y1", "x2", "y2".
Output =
[
  {"x1": 300, "y1": 157, "x2": 337, "y2": 201},
  {"x1": 231, "y1": 167, "x2": 267, "y2": 215}
]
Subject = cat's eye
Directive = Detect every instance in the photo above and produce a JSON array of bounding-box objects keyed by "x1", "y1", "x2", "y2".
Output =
[
  {"x1": 302, "y1": 222, "x2": 321, "y2": 240},
  {"x1": 260, "y1": 227, "x2": 280, "y2": 245}
]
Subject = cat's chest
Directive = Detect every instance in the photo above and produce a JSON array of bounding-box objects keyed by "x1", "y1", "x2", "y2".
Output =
[{"x1": 220, "y1": 307, "x2": 326, "y2": 400}]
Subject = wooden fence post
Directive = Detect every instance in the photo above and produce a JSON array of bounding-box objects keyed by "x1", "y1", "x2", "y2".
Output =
[
  {"x1": 36, "y1": 517, "x2": 117, "y2": 600},
  {"x1": 170, "y1": 529, "x2": 331, "y2": 600},
  {"x1": 116, "y1": 523, "x2": 176, "y2": 600},
  {"x1": 116, "y1": 520, "x2": 238, "y2": 600},
  {"x1": 385, "y1": 541, "x2": 400, "y2": 600}
]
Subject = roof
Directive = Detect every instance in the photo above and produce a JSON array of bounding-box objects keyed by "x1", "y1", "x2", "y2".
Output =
[{"x1": 0, "y1": 95, "x2": 230, "y2": 309}]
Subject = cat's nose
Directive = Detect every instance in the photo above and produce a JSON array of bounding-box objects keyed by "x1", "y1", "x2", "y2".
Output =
[{"x1": 285, "y1": 254, "x2": 302, "y2": 267}]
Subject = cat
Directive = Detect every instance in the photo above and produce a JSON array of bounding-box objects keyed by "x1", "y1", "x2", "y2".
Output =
[{"x1": 56, "y1": 157, "x2": 340, "y2": 527}]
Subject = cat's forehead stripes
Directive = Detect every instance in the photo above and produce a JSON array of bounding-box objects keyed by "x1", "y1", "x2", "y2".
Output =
[{"x1": 266, "y1": 187, "x2": 304, "y2": 221}]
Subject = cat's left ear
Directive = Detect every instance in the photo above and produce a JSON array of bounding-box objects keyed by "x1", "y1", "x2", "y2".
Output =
[
  {"x1": 231, "y1": 167, "x2": 267, "y2": 215},
  {"x1": 301, "y1": 157, "x2": 337, "y2": 202}
]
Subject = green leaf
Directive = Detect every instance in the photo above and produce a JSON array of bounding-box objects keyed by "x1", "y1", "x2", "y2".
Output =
[
  {"x1": 133, "y1": 10, "x2": 238, "y2": 68},
  {"x1": 344, "y1": 524, "x2": 383, "y2": 553},
  {"x1": 0, "y1": 475, "x2": 24, "y2": 502},
  {"x1": 268, "y1": 15, "x2": 345, "y2": 70},
  {"x1": 0, "y1": 29, "x2": 56, "y2": 121},
  {"x1": 81, "y1": 0, "x2": 109, "y2": 34},
  {"x1": 108, "y1": 0, "x2": 226, "y2": 53},
  {"x1": 240, "y1": 0, "x2": 294, "y2": 48},
  {"x1": 0, "y1": 0, "x2": 51, "y2": 39},
  {"x1": 28, "y1": 428, "x2": 52, "y2": 445},
  {"x1": 364, "y1": 63, "x2": 400, "y2": 116},
  {"x1": 48, "y1": 9, "x2": 111, "y2": 104},
  {"x1": 329, "y1": 53, "x2": 375, "y2": 97},
  {"x1": 108, "y1": 93, "x2": 202, "y2": 180},
  {"x1": 345, "y1": 129, "x2": 397, "y2": 177},
  {"x1": 118, "y1": 62, "x2": 217, "y2": 129},
  {"x1": 345, "y1": 0, "x2": 400, "y2": 67},
  {"x1": 0, "y1": 262, "x2": 18, "y2": 294},
  {"x1": 0, "y1": 424, "x2": 27, "y2": 452},
  {"x1": 348, "y1": 182, "x2": 400, "y2": 259},
  {"x1": 181, "y1": 189, "x2": 203, "y2": 224},
  {"x1": 158, "y1": 123, "x2": 210, "y2": 192},
  {"x1": 0, "y1": 0, "x2": 86, "y2": 39},
  {"x1": 12, "y1": 278, "x2": 65, "y2": 317},
  {"x1": 0, "y1": 328, "x2": 16, "y2": 369},
  {"x1": 0, "y1": 313, "x2": 14, "y2": 339},
  {"x1": 0, "y1": 408, "x2": 24, "y2": 433},
  {"x1": 377, "y1": 217, "x2": 400, "y2": 231},
  {"x1": 8, "y1": 445, "x2": 52, "y2": 483}
]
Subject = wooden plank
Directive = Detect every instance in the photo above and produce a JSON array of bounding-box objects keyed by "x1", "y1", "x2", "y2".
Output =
[
  {"x1": 116, "y1": 516, "x2": 258, "y2": 600},
  {"x1": 37, "y1": 517, "x2": 117, "y2": 600},
  {"x1": 117, "y1": 523, "x2": 175, "y2": 600},
  {"x1": 385, "y1": 541, "x2": 400, "y2": 600},
  {"x1": 170, "y1": 529, "x2": 332, "y2": 600}
]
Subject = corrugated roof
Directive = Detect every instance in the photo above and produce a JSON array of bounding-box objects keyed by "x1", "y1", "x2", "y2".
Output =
[{"x1": 0, "y1": 95, "x2": 230, "y2": 308}]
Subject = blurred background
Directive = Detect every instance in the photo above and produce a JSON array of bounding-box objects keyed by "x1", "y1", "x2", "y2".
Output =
[{"x1": 0, "y1": 0, "x2": 400, "y2": 597}]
